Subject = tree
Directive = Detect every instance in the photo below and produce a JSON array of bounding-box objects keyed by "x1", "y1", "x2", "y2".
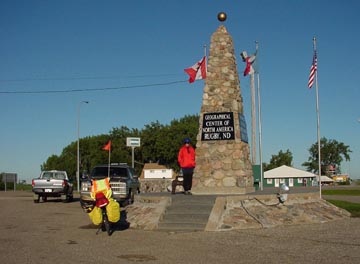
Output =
[
  {"x1": 263, "y1": 149, "x2": 293, "y2": 171},
  {"x1": 138, "y1": 115, "x2": 198, "y2": 170},
  {"x1": 41, "y1": 154, "x2": 62, "y2": 171},
  {"x1": 302, "y1": 137, "x2": 351, "y2": 175},
  {"x1": 40, "y1": 114, "x2": 200, "y2": 176}
]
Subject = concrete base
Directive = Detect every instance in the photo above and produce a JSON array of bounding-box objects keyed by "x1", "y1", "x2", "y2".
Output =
[
  {"x1": 205, "y1": 192, "x2": 350, "y2": 231},
  {"x1": 191, "y1": 186, "x2": 255, "y2": 195}
]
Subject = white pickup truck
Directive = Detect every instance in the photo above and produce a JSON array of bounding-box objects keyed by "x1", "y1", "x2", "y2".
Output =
[{"x1": 32, "y1": 170, "x2": 73, "y2": 203}]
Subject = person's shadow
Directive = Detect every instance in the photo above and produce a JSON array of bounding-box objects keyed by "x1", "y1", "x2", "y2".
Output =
[
  {"x1": 110, "y1": 209, "x2": 130, "y2": 233},
  {"x1": 79, "y1": 206, "x2": 131, "y2": 236}
]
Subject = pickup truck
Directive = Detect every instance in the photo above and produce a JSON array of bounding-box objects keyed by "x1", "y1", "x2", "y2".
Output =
[
  {"x1": 32, "y1": 170, "x2": 74, "y2": 203},
  {"x1": 81, "y1": 163, "x2": 140, "y2": 205}
]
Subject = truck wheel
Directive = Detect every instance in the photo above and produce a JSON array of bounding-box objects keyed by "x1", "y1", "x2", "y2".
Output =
[
  {"x1": 33, "y1": 194, "x2": 40, "y2": 203},
  {"x1": 61, "y1": 193, "x2": 73, "y2": 203},
  {"x1": 128, "y1": 189, "x2": 135, "y2": 205},
  {"x1": 64, "y1": 195, "x2": 73, "y2": 203},
  {"x1": 68, "y1": 195, "x2": 74, "y2": 202}
]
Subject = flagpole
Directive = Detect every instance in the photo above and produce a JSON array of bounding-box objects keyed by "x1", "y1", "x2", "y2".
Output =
[
  {"x1": 204, "y1": 44, "x2": 207, "y2": 58},
  {"x1": 250, "y1": 68, "x2": 256, "y2": 165},
  {"x1": 255, "y1": 40, "x2": 264, "y2": 191},
  {"x1": 108, "y1": 144, "x2": 111, "y2": 178},
  {"x1": 313, "y1": 37, "x2": 322, "y2": 198}
]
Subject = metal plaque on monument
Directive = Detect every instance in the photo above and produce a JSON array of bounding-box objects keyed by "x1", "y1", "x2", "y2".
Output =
[{"x1": 192, "y1": 13, "x2": 254, "y2": 194}]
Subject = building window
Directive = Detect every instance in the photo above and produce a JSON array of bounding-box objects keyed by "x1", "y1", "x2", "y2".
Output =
[
  {"x1": 298, "y1": 178, "x2": 303, "y2": 184},
  {"x1": 267, "y1": 179, "x2": 273, "y2": 184},
  {"x1": 280, "y1": 178, "x2": 285, "y2": 184}
]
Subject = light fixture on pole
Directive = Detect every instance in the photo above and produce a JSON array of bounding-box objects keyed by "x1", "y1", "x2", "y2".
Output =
[{"x1": 77, "y1": 100, "x2": 89, "y2": 192}]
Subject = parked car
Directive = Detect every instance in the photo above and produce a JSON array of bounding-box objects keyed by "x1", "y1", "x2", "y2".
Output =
[
  {"x1": 81, "y1": 163, "x2": 140, "y2": 205},
  {"x1": 32, "y1": 170, "x2": 73, "y2": 203}
]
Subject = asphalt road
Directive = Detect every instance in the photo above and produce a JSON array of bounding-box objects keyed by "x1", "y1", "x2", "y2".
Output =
[{"x1": 0, "y1": 191, "x2": 359, "y2": 264}]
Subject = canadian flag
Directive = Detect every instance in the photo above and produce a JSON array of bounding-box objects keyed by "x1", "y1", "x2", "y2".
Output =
[{"x1": 184, "y1": 56, "x2": 207, "y2": 83}]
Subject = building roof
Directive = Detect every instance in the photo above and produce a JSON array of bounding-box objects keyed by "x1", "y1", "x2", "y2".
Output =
[
  {"x1": 316, "y1": 175, "x2": 334, "y2": 182},
  {"x1": 142, "y1": 163, "x2": 168, "y2": 170},
  {"x1": 264, "y1": 165, "x2": 317, "y2": 179}
]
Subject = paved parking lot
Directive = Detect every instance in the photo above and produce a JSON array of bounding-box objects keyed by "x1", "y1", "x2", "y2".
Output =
[{"x1": 0, "y1": 191, "x2": 359, "y2": 263}]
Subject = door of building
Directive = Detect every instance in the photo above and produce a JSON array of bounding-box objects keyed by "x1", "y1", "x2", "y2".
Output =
[
  {"x1": 289, "y1": 178, "x2": 294, "y2": 187},
  {"x1": 275, "y1": 179, "x2": 280, "y2": 187}
]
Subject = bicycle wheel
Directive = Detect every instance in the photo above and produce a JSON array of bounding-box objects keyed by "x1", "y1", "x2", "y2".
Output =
[{"x1": 103, "y1": 212, "x2": 111, "y2": 236}]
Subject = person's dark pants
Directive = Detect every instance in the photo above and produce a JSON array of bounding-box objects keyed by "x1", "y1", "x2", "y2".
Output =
[{"x1": 182, "y1": 168, "x2": 194, "y2": 192}]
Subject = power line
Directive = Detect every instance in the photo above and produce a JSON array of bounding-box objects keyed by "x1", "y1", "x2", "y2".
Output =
[
  {"x1": 0, "y1": 73, "x2": 181, "y2": 83},
  {"x1": 0, "y1": 80, "x2": 188, "y2": 94}
]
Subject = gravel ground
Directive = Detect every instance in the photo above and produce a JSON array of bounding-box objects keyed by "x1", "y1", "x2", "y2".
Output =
[{"x1": 0, "y1": 191, "x2": 359, "y2": 264}]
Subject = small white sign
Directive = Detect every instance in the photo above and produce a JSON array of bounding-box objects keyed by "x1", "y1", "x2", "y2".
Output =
[{"x1": 126, "y1": 137, "x2": 141, "y2": 147}]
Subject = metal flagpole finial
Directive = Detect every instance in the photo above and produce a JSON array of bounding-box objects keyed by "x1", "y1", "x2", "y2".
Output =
[{"x1": 217, "y1": 12, "x2": 227, "y2": 22}]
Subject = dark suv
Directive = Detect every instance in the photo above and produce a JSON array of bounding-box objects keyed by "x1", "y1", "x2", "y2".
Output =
[{"x1": 81, "y1": 163, "x2": 140, "y2": 204}]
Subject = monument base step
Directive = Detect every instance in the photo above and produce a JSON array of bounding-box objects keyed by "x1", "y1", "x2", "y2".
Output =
[{"x1": 191, "y1": 186, "x2": 255, "y2": 195}]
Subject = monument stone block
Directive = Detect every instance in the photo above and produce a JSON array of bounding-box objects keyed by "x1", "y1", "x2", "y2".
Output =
[{"x1": 192, "y1": 24, "x2": 254, "y2": 195}]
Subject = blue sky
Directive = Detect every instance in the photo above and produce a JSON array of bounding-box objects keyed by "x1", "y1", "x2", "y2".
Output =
[{"x1": 1, "y1": 0, "x2": 359, "y2": 183}]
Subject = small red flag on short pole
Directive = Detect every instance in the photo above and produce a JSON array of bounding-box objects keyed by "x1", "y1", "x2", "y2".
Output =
[
  {"x1": 102, "y1": 140, "x2": 111, "y2": 177},
  {"x1": 102, "y1": 140, "x2": 111, "y2": 151}
]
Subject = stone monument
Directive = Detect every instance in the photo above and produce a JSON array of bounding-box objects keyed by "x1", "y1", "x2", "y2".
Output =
[{"x1": 192, "y1": 14, "x2": 254, "y2": 194}]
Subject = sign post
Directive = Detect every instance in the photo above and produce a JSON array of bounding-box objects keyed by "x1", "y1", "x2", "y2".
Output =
[
  {"x1": 126, "y1": 137, "x2": 141, "y2": 168},
  {"x1": 1, "y1": 173, "x2": 17, "y2": 192}
]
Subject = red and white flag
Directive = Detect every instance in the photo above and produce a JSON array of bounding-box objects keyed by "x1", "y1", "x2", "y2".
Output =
[
  {"x1": 308, "y1": 51, "x2": 317, "y2": 88},
  {"x1": 184, "y1": 56, "x2": 207, "y2": 83},
  {"x1": 243, "y1": 56, "x2": 255, "y2": 76},
  {"x1": 241, "y1": 51, "x2": 257, "y2": 77},
  {"x1": 102, "y1": 140, "x2": 111, "y2": 151}
]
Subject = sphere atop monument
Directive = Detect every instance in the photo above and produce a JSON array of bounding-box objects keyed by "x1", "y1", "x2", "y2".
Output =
[{"x1": 217, "y1": 12, "x2": 227, "y2": 22}]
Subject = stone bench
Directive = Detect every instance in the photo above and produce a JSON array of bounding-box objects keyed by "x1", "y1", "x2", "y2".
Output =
[{"x1": 171, "y1": 176, "x2": 184, "y2": 194}]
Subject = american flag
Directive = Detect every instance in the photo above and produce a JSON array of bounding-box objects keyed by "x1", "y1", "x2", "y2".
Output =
[{"x1": 308, "y1": 51, "x2": 317, "y2": 88}]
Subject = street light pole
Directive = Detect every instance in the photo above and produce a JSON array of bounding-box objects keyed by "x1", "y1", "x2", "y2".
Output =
[{"x1": 77, "y1": 101, "x2": 89, "y2": 192}]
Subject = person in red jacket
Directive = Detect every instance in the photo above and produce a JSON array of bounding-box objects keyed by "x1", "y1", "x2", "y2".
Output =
[{"x1": 178, "y1": 138, "x2": 196, "y2": 195}]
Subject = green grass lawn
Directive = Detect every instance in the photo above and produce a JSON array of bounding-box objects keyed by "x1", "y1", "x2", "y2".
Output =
[
  {"x1": 0, "y1": 184, "x2": 32, "y2": 191},
  {"x1": 322, "y1": 189, "x2": 360, "y2": 217},
  {"x1": 322, "y1": 189, "x2": 360, "y2": 196},
  {"x1": 326, "y1": 199, "x2": 360, "y2": 217}
]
